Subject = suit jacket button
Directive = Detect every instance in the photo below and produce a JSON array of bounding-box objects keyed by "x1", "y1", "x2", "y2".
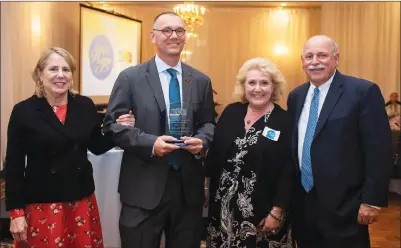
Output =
[
  {"x1": 77, "y1": 167, "x2": 81, "y2": 170},
  {"x1": 52, "y1": 152, "x2": 56, "y2": 155},
  {"x1": 51, "y1": 168, "x2": 56, "y2": 174}
]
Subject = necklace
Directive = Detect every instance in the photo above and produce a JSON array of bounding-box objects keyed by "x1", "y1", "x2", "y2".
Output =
[
  {"x1": 246, "y1": 111, "x2": 272, "y2": 125},
  {"x1": 52, "y1": 105, "x2": 60, "y2": 113},
  {"x1": 245, "y1": 103, "x2": 273, "y2": 126}
]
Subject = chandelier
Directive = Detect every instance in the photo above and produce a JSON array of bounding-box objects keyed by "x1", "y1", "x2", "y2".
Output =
[{"x1": 173, "y1": 3, "x2": 206, "y2": 31}]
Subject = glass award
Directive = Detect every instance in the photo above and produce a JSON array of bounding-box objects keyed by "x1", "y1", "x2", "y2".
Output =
[{"x1": 166, "y1": 101, "x2": 193, "y2": 147}]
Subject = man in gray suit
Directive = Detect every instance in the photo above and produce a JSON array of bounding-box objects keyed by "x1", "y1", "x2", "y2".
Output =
[{"x1": 103, "y1": 12, "x2": 215, "y2": 248}]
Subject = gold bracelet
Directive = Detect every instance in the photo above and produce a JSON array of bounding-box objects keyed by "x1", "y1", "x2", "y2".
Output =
[{"x1": 268, "y1": 211, "x2": 283, "y2": 222}]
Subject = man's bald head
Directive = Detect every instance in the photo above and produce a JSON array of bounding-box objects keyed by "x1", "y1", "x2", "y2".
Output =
[
  {"x1": 301, "y1": 35, "x2": 340, "y2": 86},
  {"x1": 302, "y1": 35, "x2": 339, "y2": 56}
]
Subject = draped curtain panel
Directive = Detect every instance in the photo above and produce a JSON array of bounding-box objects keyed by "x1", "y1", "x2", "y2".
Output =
[{"x1": 321, "y1": 2, "x2": 400, "y2": 100}]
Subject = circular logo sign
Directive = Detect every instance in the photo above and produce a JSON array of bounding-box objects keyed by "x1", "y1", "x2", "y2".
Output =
[
  {"x1": 267, "y1": 130, "x2": 276, "y2": 140},
  {"x1": 89, "y1": 35, "x2": 114, "y2": 80}
]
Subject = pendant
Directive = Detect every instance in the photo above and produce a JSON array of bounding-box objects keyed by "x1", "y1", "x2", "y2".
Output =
[{"x1": 246, "y1": 120, "x2": 251, "y2": 125}]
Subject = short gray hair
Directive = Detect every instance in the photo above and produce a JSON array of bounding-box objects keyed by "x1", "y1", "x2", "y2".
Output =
[
  {"x1": 331, "y1": 39, "x2": 339, "y2": 55},
  {"x1": 301, "y1": 35, "x2": 339, "y2": 56},
  {"x1": 152, "y1": 12, "x2": 181, "y2": 29}
]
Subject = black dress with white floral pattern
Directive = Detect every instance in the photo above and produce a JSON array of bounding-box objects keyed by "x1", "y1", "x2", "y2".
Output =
[{"x1": 206, "y1": 111, "x2": 293, "y2": 248}]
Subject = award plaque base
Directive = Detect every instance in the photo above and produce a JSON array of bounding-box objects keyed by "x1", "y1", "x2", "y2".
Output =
[{"x1": 166, "y1": 140, "x2": 190, "y2": 147}]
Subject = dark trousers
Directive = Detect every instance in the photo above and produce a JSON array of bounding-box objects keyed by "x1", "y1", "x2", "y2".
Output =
[
  {"x1": 119, "y1": 169, "x2": 203, "y2": 248},
  {"x1": 296, "y1": 187, "x2": 370, "y2": 248}
]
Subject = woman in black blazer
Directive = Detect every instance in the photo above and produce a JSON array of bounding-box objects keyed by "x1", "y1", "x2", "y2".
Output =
[
  {"x1": 205, "y1": 58, "x2": 295, "y2": 247},
  {"x1": 5, "y1": 47, "x2": 133, "y2": 248}
]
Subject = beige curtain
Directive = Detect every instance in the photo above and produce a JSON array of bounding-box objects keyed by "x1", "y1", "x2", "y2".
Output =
[
  {"x1": 184, "y1": 7, "x2": 321, "y2": 110},
  {"x1": 321, "y1": 2, "x2": 400, "y2": 100}
]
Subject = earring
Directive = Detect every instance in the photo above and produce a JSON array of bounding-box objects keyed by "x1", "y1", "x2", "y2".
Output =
[
  {"x1": 70, "y1": 80, "x2": 74, "y2": 88},
  {"x1": 38, "y1": 80, "x2": 44, "y2": 88}
]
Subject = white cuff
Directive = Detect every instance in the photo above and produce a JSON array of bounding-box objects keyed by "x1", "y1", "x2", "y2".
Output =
[{"x1": 367, "y1": 204, "x2": 381, "y2": 210}]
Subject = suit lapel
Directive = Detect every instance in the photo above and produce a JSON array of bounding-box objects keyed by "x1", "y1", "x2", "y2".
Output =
[
  {"x1": 35, "y1": 94, "x2": 75, "y2": 141},
  {"x1": 313, "y1": 71, "x2": 344, "y2": 140},
  {"x1": 145, "y1": 57, "x2": 166, "y2": 112},
  {"x1": 63, "y1": 93, "x2": 79, "y2": 140},
  {"x1": 294, "y1": 83, "x2": 310, "y2": 128},
  {"x1": 292, "y1": 83, "x2": 310, "y2": 156},
  {"x1": 181, "y1": 63, "x2": 193, "y2": 104},
  {"x1": 145, "y1": 58, "x2": 193, "y2": 108}
]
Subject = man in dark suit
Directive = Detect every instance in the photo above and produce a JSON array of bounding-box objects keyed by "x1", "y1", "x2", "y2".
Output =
[
  {"x1": 287, "y1": 35, "x2": 393, "y2": 248},
  {"x1": 103, "y1": 12, "x2": 215, "y2": 248}
]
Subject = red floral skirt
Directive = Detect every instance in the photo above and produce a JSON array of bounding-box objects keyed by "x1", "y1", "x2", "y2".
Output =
[{"x1": 15, "y1": 193, "x2": 104, "y2": 248}]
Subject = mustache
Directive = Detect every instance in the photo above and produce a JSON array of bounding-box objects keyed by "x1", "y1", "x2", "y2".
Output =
[{"x1": 307, "y1": 65, "x2": 325, "y2": 70}]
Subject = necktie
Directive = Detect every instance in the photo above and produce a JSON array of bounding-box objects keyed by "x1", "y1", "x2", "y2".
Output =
[
  {"x1": 166, "y1": 68, "x2": 181, "y2": 170},
  {"x1": 167, "y1": 68, "x2": 181, "y2": 107},
  {"x1": 301, "y1": 87, "x2": 320, "y2": 192}
]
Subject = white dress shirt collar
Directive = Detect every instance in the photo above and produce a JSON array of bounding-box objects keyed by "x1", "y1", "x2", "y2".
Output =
[
  {"x1": 155, "y1": 54, "x2": 182, "y2": 75},
  {"x1": 308, "y1": 69, "x2": 336, "y2": 93}
]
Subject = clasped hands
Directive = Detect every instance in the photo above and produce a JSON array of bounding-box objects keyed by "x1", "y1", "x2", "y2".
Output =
[
  {"x1": 116, "y1": 110, "x2": 135, "y2": 126},
  {"x1": 153, "y1": 135, "x2": 203, "y2": 157},
  {"x1": 357, "y1": 203, "x2": 380, "y2": 225}
]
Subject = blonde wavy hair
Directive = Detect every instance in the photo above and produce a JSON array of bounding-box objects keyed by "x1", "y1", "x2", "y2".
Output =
[
  {"x1": 232, "y1": 58, "x2": 286, "y2": 103},
  {"x1": 32, "y1": 47, "x2": 77, "y2": 98}
]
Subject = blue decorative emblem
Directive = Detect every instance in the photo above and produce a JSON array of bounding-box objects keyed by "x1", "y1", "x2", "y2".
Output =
[
  {"x1": 89, "y1": 35, "x2": 113, "y2": 80},
  {"x1": 266, "y1": 130, "x2": 276, "y2": 140}
]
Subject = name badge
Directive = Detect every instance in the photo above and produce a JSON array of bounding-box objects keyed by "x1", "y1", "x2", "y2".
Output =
[{"x1": 262, "y1": 126, "x2": 280, "y2": 141}]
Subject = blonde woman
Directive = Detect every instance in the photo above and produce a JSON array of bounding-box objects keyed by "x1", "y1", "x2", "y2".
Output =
[
  {"x1": 5, "y1": 47, "x2": 133, "y2": 248},
  {"x1": 205, "y1": 58, "x2": 294, "y2": 247}
]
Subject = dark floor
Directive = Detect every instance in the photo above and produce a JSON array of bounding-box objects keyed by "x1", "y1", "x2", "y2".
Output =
[{"x1": 2, "y1": 192, "x2": 400, "y2": 248}]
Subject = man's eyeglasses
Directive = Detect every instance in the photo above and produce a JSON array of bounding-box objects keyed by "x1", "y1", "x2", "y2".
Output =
[{"x1": 153, "y1": 28, "x2": 186, "y2": 37}]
